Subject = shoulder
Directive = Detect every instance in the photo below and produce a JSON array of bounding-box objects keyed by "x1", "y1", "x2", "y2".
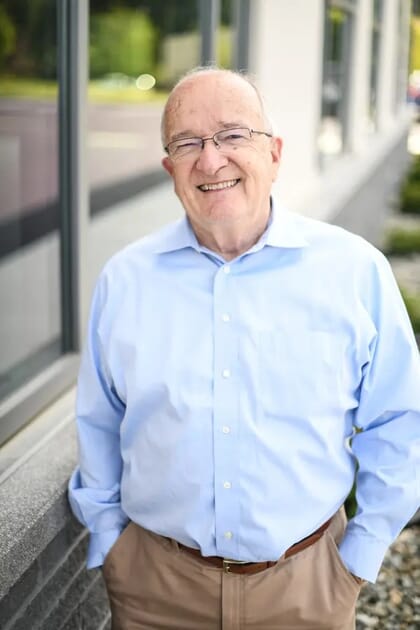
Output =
[
  {"x1": 101, "y1": 217, "x2": 188, "y2": 279},
  {"x1": 294, "y1": 212, "x2": 389, "y2": 268}
]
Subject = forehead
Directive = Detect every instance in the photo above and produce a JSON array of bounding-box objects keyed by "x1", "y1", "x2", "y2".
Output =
[{"x1": 164, "y1": 74, "x2": 264, "y2": 138}]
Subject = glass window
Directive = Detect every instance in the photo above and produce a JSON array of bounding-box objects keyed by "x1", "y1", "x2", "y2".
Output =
[
  {"x1": 0, "y1": 0, "x2": 62, "y2": 402},
  {"x1": 369, "y1": 0, "x2": 383, "y2": 131},
  {"x1": 318, "y1": 1, "x2": 354, "y2": 163},
  {"x1": 395, "y1": 0, "x2": 410, "y2": 111},
  {"x1": 88, "y1": 0, "x2": 201, "y2": 210},
  {"x1": 218, "y1": 0, "x2": 234, "y2": 68}
]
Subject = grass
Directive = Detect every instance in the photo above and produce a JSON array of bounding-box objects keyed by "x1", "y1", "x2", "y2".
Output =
[
  {"x1": 88, "y1": 81, "x2": 168, "y2": 104},
  {"x1": 0, "y1": 76, "x2": 168, "y2": 104},
  {"x1": 0, "y1": 77, "x2": 58, "y2": 100}
]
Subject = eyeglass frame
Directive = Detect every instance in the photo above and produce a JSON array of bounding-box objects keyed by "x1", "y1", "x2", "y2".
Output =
[{"x1": 164, "y1": 127, "x2": 273, "y2": 159}]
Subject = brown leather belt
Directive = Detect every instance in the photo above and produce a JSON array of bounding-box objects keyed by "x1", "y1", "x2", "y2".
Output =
[{"x1": 178, "y1": 517, "x2": 333, "y2": 575}]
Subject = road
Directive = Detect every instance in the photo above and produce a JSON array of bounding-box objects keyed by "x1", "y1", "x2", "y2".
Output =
[{"x1": 0, "y1": 98, "x2": 164, "y2": 221}]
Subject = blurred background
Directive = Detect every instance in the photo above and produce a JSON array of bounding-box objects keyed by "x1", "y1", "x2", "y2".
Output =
[
  {"x1": 0, "y1": 2, "x2": 419, "y2": 628},
  {"x1": 0, "y1": 0, "x2": 419, "y2": 431}
]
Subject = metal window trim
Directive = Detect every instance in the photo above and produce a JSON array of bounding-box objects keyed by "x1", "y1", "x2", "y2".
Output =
[
  {"x1": 200, "y1": 0, "x2": 221, "y2": 65},
  {"x1": 339, "y1": 8, "x2": 354, "y2": 152},
  {"x1": 59, "y1": 0, "x2": 88, "y2": 353},
  {"x1": 319, "y1": 0, "x2": 356, "y2": 165},
  {"x1": 370, "y1": 0, "x2": 384, "y2": 129},
  {"x1": 394, "y1": 0, "x2": 411, "y2": 111},
  {"x1": 326, "y1": 0, "x2": 358, "y2": 14},
  {"x1": 0, "y1": 355, "x2": 79, "y2": 446},
  {"x1": 233, "y1": 0, "x2": 251, "y2": 70}
]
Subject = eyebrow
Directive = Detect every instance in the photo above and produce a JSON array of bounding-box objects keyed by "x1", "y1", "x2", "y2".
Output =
[{"x1": 169, "y1": 122, "x2": 247, "y2": 142}]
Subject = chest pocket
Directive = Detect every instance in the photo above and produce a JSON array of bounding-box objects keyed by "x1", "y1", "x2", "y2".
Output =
[{"x1": 259, "y1": 330, "x2": 342, "y2": 417}]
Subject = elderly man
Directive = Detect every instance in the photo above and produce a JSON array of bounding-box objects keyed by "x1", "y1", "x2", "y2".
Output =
[{"x1": 69, "y1": 67, "x2": 420, "y2": 629}]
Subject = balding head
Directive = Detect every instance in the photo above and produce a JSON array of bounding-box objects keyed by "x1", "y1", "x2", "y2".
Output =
[{"x1": 161, "y1": 66, "x2": 272, "y2": 148}]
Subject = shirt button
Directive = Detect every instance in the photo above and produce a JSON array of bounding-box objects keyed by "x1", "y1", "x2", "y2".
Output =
[
  {"x1": 224, "y1": 531, "x2": 233, "y2": 539},
  {"x1": 223, "y1": 265, "x2": 231, "y2": 274},
  {"x1": 223, "y1": 481, "x2": 232, "y2": 489},
  {"x1": 222, "y1": 426, "x2": 231, "y2": 434},
  {"x1": 222, "y1": 369, "x2": 231, "y2": 378},
  {"x1": 221, "y1": 313, "x2": 230, "y2": 322}
]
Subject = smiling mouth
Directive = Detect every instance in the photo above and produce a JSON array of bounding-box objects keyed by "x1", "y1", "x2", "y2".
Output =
[{"x1": 197, "y1": 178, "x2": 240, "y2": 192}]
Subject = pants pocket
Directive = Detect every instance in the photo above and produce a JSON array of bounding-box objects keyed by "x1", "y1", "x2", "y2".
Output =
[
  {"x1": 102, "y1": 521, "x2": 133, "y2": 576},
  {"x1": 325, "y1": 530, "x2": 363, "y2": 590}
]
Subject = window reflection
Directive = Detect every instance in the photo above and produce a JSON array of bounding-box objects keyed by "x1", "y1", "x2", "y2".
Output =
[
  {"x1": 318, "y1": 2, "x2": 353, "y2": 162},
  {"x1": 0, "y1": 0, "x2": 62, "y2": 401},
  {"x1": 218, "y1": 0, "x2": 234, "y2": 68},
  {"x1": 88, "y1": 0, "x2": 200, "y2": 197},
  {"x1": 369, "y1": 0, "x2": 383, "y2": 132},
  {"x1": 395, "y1": 0, "x2": 410, "y2": 111}
]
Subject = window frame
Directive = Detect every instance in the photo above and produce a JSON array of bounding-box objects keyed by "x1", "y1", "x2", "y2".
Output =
[
  {"x1": 318, "y1": 0, "x2": 357, "y2": 165},
  {"x1": 0, "y1": 0, "x2": 87, "y2": 446}
]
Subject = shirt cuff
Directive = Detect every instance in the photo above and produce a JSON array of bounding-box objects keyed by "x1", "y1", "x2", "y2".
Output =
[
  {"x1": 86, "y1": 529, "x2": 122, "y2": 569},
  {"x1": 338, "y1": 530, "x2": 389, "y2": 583}
]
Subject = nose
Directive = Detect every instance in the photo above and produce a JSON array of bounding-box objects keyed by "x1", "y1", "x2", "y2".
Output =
[{"x1": 195, "y1": 139, "x2": 229, "y2": 174}]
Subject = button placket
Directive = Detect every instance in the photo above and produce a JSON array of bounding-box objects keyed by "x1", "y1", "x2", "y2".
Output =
[{"x1": 212, "y1": 263, "x2": 240, "y2": 557}]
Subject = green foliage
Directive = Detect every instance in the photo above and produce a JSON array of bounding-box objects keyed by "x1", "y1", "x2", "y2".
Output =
[
  {"x1": 0, "y1": 5, "x2": 16, "y2": 71},
  {"x1": 385, "y1": 226, "x2": 420, "y2": 255},
  {"x1": 406, "y1": 156, "x2": 420, "y2": 181},
  {"x1": 344, "y1": 483, "x2": 357, "y2": 519},
  {"x1": 400, "y1": 182, "x2": 420, "y2": 215},
  {"x1": 90, "y1": 9, "x2": 156, "y2": 79},
  {"x1": 399, "y1": 158, "x2": 420, "y2": 215},
  {"x1": 410, "y1": 17, "x2": 420, "y2": 72},
  {"x1": 91, "y1": 0, "x2": 199, "y2": 36},
  {"x1": 400, "y1": 288, "x2": 420, "y2": 333},
  {"x1": 328, "y1": 6, "x2": 346, "y2": 24},
  {"x1": 217, "y1": 26, "x2": 233, "y2": 69}
]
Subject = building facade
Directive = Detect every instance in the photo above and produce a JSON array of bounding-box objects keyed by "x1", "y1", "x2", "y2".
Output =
[{"x1": 0, "y1": 1, "x2": 414, "y2": 627}]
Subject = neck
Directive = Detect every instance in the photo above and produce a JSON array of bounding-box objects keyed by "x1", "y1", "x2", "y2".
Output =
[{"x1": 190, "y1": 212, "x2": 270, "y2": 261}]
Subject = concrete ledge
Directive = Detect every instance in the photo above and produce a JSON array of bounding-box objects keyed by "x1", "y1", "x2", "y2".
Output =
[
  {"x1": 0, "y1": 422, "x2": 76, "y2": 599},
  {"x1": 0, "y1": 391, "x2": 110, "y2": 629}
]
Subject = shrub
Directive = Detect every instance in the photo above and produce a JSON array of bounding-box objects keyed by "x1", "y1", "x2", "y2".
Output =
[
  {"x1": 400, "y1": 181, "x2": 420, "y2": 215},
  {"x1": 90, "y1": 9, "x2": 156, "y2": 79},
  {"x1": 400, "y1": 157, "x2": 420, "y2": 215},
  {"x1": 400, "y1": 288, "x2": 420, "y2": 333},
  {"x1": 385, "y1": 226, "x2": 420, "y2": 255}
]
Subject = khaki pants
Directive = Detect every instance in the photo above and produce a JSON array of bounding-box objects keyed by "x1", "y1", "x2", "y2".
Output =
[{"x1": 102, "y1": 508, "x2": 362, "y2": 629}]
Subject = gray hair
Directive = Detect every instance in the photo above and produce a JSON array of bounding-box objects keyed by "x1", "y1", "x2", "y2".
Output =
[{"x1": 160, "y1": 65, "x2": 274, "y2": 149}]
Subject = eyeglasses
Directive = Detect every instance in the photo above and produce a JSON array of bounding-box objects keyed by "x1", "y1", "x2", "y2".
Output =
[{"x1": 165, "y1": 127, "x2": 273, "y2": 160}]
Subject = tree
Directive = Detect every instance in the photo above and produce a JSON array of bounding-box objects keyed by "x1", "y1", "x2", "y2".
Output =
[{"x1": 90, "y1": 8, "x2": 156, "y2": 78}]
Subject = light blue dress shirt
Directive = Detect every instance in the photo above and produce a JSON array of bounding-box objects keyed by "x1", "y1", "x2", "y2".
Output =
[{"x1": 68, "y1": 202, "x2": 420, "y2": 583}]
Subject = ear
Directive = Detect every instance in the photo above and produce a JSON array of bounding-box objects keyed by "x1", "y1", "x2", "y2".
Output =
[
  {"x1": 162, "y1": 156, "x2": 174, "y2": 176},
  {"x1": 271, "y1": 136, "x2": 282, "y2": 165},
  {"x1": 270, "y1": 136, "x2": 283, "y2": 180}
]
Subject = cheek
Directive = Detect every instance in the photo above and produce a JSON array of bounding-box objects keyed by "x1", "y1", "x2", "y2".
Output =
[{"x1": 172, "y1": 169, "x2": 191, "y2": 192}]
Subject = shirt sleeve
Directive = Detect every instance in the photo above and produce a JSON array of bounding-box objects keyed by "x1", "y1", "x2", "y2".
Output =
[
  {"x1": 339, "y1": 254, "x2": 420, "y2": 583},
  {"x1": 68, "y1": 274, "x2": 129, "y2": 569}
]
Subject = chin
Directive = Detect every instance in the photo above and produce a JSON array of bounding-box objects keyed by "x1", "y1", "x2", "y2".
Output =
[{"x1": 204, "y1": 199, "x2": 246, "y2": 218}]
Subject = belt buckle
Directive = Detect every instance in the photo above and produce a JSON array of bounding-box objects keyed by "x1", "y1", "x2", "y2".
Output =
[{"x1": 222, "y1": 558, "x2": 249, "y2": 573}]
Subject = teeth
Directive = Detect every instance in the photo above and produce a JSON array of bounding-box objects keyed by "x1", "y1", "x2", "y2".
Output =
[{"x1": 199, "y1": 179, "x2": 238, "y2": 191}]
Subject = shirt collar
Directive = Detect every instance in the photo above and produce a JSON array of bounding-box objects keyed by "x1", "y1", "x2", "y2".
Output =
[
  {"x1": 151, "y1": 197, "x2": 308, "y2": 255},
  {"x1": 151, "y1": 216, "x2": 201, "y2": 254},
  {"x1": 264, "y1": 199, "x2": 309, "y2": 249}
]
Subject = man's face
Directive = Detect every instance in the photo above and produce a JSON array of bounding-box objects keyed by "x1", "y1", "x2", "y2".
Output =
[{"x1": 162, "y1": 73, "x2": 282, "y2": 235}]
